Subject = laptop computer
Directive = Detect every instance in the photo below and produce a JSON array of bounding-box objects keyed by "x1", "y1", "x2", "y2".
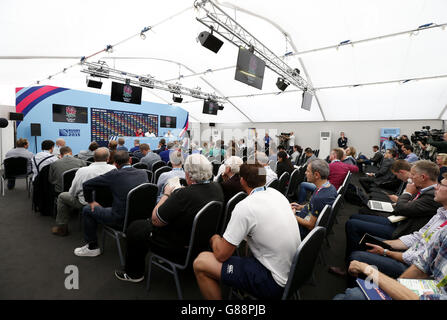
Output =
[{"x1": 367, "y1": 200, "x2": 394, "y2": 212}]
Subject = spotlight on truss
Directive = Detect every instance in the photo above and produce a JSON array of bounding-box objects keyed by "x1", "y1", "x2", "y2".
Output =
[
  {"x1": 172, "y1": 93, "x2": 183, "y2": 103},
  {"x1": 198, "y1": 27, "x2": 224, "y2": 53},
  {"x1": 276, "y1": 78, "x2": 289, "y2": 91}
]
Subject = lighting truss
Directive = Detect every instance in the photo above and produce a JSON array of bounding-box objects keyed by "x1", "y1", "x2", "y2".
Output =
[
  {"x1": 194, "y1": 0, "x2": 312, "y2": 92},
  {"x1": 80, "y1": 61, "x2": 226, "y2": 103}
]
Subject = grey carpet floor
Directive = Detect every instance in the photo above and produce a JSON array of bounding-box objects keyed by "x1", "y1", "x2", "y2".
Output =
[{"x1": 0, "y1": 176, "x2": 362, "y2": 300}]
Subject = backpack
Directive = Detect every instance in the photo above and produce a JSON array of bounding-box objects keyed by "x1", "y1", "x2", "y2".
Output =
[{"x1": 344, "y1": 183, "x2": 369, "y2": 206}]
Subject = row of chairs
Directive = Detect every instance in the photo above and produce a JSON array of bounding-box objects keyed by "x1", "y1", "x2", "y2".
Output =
[{"x1": 266, "y1": 165, "x2": 307, "y2": 201}]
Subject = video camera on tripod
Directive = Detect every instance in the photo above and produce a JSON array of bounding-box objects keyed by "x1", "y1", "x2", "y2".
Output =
[{"x1": 410, "y1": 126, "x2": 445, "y2": 144}]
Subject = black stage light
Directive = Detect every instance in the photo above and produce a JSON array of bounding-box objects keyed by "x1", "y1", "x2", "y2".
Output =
[
  {"x1": 276, "y1": 78, "x2": 289, "y2": 91},
  {"x1": 198, "y1": 30, "x2": 224, "y2": 53},
  {"x1": 218, "y1": 104, "x2": 224, "y2": 110},
  {"x1": 86, "y1": 78, "x2": 103, "y2": 89},
  {"x1": 172, "y1": 94, "x2": 183, "y2": 103}
]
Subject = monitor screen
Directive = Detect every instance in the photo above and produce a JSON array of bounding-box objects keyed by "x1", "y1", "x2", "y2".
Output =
[
  {"x1": 301, "y1": 91, "x2": 313, "y2": 111},
  {"x1": 234, "y1": 47, "x2": 266, "y2": 90},
  {"x1": 52, "y1": 104, "x2": 88, "y2": 123},
  {"x1": 202, "y1": 100, "x2": 219, "y2": 115},
  {"x1": 111, "y1": 82, "x2": 142, "y2": 105},
  {"x1": 160, "y1": 116, "x2": 176, "y2": 128}
]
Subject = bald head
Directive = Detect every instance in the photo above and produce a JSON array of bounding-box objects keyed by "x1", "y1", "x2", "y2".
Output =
[
  {"x1": 56, "y1": 138, "x2": 66, "y2": 147},
  {"x1": 93, "y1": 147, "x2": 110, "y2": 162}
]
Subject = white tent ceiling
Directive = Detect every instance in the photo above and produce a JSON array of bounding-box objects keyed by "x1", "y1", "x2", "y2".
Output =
[{"x1": 1, "y1": 0, "x2": 447, "y2": 123}]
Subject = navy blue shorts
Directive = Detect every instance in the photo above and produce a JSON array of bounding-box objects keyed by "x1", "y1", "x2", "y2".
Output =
[{"x1": 221, "y1": 256, "x2": 284, "y2": 299}]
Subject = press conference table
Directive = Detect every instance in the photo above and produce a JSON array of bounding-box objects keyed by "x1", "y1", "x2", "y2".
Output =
[{"x1": 110, "y1": 136, "x2": 177, "y2": 151}]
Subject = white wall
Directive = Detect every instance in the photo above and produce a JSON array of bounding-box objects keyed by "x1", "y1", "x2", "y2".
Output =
[{"x1": 199, "y1": 120, "x2": 444, "y2": 158}]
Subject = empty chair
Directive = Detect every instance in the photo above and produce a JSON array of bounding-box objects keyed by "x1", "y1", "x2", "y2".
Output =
[
  {"x1": 133, "y1": 162, "x2": 148, "y2": 170},
  {"x1": 146, "y1": 201, "x2": 223, "y2": 299},
  {"x1": 151, "y1": 160, "x2": 166, "y2": 175},
  {"x1": 286, "y1": 167, "x2": 306, "y2": 201},
  {"x1": 277, "y1": 172, "x2": 290, "y2": 196},
  {"x1": 219, "y1": 191, "x2": 247, "y2": 235},
  {"x1": 102, "y1": 183, "x2": 158, "y2": 267},
  {"x1": 153, "y1": 166, "x2": 172, "y2": 184},
  {"x1": 281, "y1": 227, "x2": 326, "y2": 300},
  {"x1": 1, "y1": 157, "x2": 32, "y2": 197}
]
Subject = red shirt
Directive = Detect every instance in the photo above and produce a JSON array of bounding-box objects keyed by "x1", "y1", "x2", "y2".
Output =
[
  {"x1": 328, "y1": 160, "x2": 359, "y2": 189},
  {"x1": 135, "y1": 131, "x2": 144, "y2": 137}
]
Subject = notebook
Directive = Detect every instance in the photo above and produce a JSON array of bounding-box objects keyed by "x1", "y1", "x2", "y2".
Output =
[{"x1": 367, "y1": 200, "x2": 394, "y2": 212}]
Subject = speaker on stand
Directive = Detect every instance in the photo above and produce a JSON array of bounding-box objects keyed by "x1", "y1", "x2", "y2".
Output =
[{"x1": 30, "y1": 123, "x2": 41, "y2": 153}]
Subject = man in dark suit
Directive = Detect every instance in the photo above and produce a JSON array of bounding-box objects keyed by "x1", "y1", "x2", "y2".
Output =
[
  {"x1": 359, "y1": 149, "x2": 396, "y2": 193},
  {"x1": 357, "y1": 145, "x2": 383, "y2": 172},
  {"x1": 74, "y1": 151, "x2": 148, "y2": 257}
]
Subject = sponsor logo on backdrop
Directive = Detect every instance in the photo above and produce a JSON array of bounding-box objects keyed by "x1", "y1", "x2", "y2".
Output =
[
  {"x1": 123, "y1": 85, "x2": 132, "y2": 102},
  {"x1": 65, "y1": 106, "x2": 77, "y2": 122},
  {"x1": 59, "y1": 129, "x2": 81, "y2": 137}
]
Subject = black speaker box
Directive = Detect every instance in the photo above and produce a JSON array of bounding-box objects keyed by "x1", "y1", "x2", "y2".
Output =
[
  {"x1": 9, "y1": 112, "x2": 24, "y2": 121},
  {"x1": 87, "y1": 79, "x2": 103, "y2": 89},
  {"x1": 209, "y1": 123, "x2": 216, "y2": 127},
  {"x1": 198, "y1": 31, "x2": 224, "y2": 53},
  {"x1": 0, "y1": 118, "x2": 8, "y2": 128},
  {"x1": 31, "y1": 123, "x2": 41, "y2": 136}
]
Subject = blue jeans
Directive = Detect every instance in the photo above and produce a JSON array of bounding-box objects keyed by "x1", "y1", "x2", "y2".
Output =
[
  {"x1": 349, "y1": 251, "x2": 408, "y2": 279},
  {"x1": 298, "y1": 182, "x2": 316, "y2": 204},
  {"x1": 345, "y1": 214, "x2": 396, "y2": 262},
  {"x1": 82, "y1": 205, "x2": 123, "y2": 248},
  {"x1": 333, "y1": 287, "x2": 367, "y2": 300}
]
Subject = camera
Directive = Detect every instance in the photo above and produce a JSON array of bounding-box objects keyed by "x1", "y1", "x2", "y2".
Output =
[{"x1": 411, "y1": 126, "x2": 444, "y2": 144}]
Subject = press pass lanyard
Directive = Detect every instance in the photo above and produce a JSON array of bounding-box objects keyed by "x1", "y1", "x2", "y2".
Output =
[
  {"x1": 250, "y1": 186, "x2": 266, "y2": 195},
  {"x1": 313, "y1": 181, "x2": 330, "y2": 197}
]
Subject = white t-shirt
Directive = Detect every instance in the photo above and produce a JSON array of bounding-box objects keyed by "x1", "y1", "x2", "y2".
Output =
[
  {"x1": 223, "y1": 187, "x2": 301, "y2": 287},
  {"x1": 288, "y1": 135, "x2": 295, "y2": 147},
  {"x1": 145, "y1": 132, "x2": 156, "y2": 137}
]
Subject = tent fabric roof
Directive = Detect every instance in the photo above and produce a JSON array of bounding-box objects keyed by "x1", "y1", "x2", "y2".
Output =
[{"x1": 1, "y1": 0, "x2": 446, "y2": 122}]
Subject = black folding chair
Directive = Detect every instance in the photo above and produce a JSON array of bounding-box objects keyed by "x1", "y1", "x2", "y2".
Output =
[
  {"x1": 101, "y1": 183, "x2": 158, "y2": 268},
  {"x1": 325, "y1": 194, "x2": 342, "y2": 246},
  {"x1": 153, "y1": 166, "x2": 172, "y2": 184},
  {"x1": 61, "y1": 168, "x2": 78, "y2": 193},
  {"x1": 277, "y1": 172, "x2": 290, "y2": 196},
  {"x1": 219, "y1": 192, "x2": 247, "y2": 235},
  {"x1": 1, "y1": 157, "x2": 32, "y2": 197},
  {"x1": 133, "y1": 162, "x2": 148, "y2": 170},
  {"x1": 286, "y1": 167, "x2": 306, "y2": 201},
  {"x1": 146, "y1": 201, "x2": 223, "y2": 299},
  {"x1": 266, "y1": 178, "x2": 279, "y2": 190},
  {"x1": 145, "y1": 169, "x2": 153, "y2": 183},
  {"x1": 281, "y1": 227, "x2": 326, "y2": 300},
  {"x1": 131, "y1": 156, "x2": 140, "y2": 164},
  {"x1": 151, "y1": 160, "x2": 166, "y2": 175},
  {"x1": 314, "y1": 204, "x2": 332, "y2": 265}
]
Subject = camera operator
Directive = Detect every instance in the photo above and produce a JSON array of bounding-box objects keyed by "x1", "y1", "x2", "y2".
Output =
[{"x1": 427, "y1": 132, "x2": 447, "y2": 154}]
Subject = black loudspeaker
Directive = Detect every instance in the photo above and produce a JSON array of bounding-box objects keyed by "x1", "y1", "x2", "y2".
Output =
[
  {"x1": 87, "y1": 79, "x2": 103, "y2": 89},
  {"x1": 198, "y1": 31, "x2": 224, "y2": 53},
  {"x1": 9, "y1": 112, "x2": 24, "y2": 121},
  {"x1": 31, "y1": 123, "x2": 41, "y2": 136},
  {"x1": 0, "y1": 118, "x2": 8, "y2": 128},
  {"x1": 209, "y1": 123, "x2": 216, "y2": 127}
]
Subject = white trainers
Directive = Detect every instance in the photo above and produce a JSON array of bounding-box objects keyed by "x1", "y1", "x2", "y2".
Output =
[{"x1": 74, "y1": 244, "x2": 101, "y2": 257}]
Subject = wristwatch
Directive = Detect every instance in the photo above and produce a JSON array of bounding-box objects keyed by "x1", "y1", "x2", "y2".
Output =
[{"x1": 383, "y1": 249, "x2": 389, "y2": 257}]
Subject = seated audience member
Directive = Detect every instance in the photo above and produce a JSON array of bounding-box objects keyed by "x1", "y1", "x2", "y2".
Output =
[
  {"x1": 140, "y1": 145, "x2": 161, "y2": 170},
  {"x1": 218, "y1": 156, "x2": 244, "y2": 203},
  {"x1": 436, "y1": 153, "x2": 447, "y2": 182},
  {"x1": 334, "y1": 226, "x2": 447, "y2": 300},
  {"x1": 164, "y1": 130, "x2": 173, "y2": 138},
  {"x1": 4, "y1": 138, "x2": 33, "y2": 190},
  {"x1": 116, "y1": 138, "x2": 128, "y2": 151},
  {"x1": 359, "y1": 149, "x2": 396, "y2": 193},
  {"x1": 291, "y1": 159, "x2": 337, "y2": 238},
  {"x1": 114, "y1": 154, "x2": 224, "y2": 282},
  {"x1": 330, "y1": 160, "x2": 441, "y2": 276},
  {"x1": 108, "y1": 140, "x2": 118, "y2": 165},
  {"x1": 276, "y1": 150, "x2": 294, "y2": 178},
  {"x1": 342, "y1": 146, "x2": 357, "y2": 166},
  {"x1": 48, "y1": 146, "x2": 86, "y2": 194},
  {"x1": 154, "y1": 139, "x2": 167, "y2": 154},
  {"x1": 135, "y1": 128, "x2": 144, "y2": 137},
  {"x1": 345, "y1": 174, "x2": 447, "y2": 279},
  {"x1": 159, "y1": 142, "x2": 175, "y2": 163},
  {"x1": 381, "y1": 136, "x2": 396, "y2": 152},
  {"x1": 328, "y1": 148, "x2": 359, "y2": 190},
  {"x1": 214, "y1": 147, "x2": 238, "y2": 181},
  {"x1": 52, "y1": 138, "x2": 66, "y2": 157},
  {"x1": 357, "y1": 145, "x2": 383, "y2": 172},
  {"x1": 304, "y1": 147, "x2": 317, "y2": 165},
  {"x1": 129, "y1": 139, "x2": 140, "y2": 153},
  {"x1": 402, "y1": 144, "x2": 419, "y2": 163},
  {"x1": 254, "y1": 152, "x2": 277, "y2": 185},
  {"x1": 290, "y1": 145, "x2": 302, "y2": 164},
  {"x1": 156, "y1": 150, "x2": 185, "y2": 202},
  {"x1": 132, "y1": 143, "x2": 149, "y2": 160},
  {"x1": 77, "y1": 141, "x2": 99, "y2": 161},
  {"x1": 193, "y1": 163, "x2": 301, "y2": 299},
  {"x1": 74, "y1": 151, "x2": 148, "y2": 257},
  {"x1": 52, "y1": 148, "x2": 116, "y2": 236},
  {"x1": 32, "y1": 140, "x2": 58, "y2": 181}
]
